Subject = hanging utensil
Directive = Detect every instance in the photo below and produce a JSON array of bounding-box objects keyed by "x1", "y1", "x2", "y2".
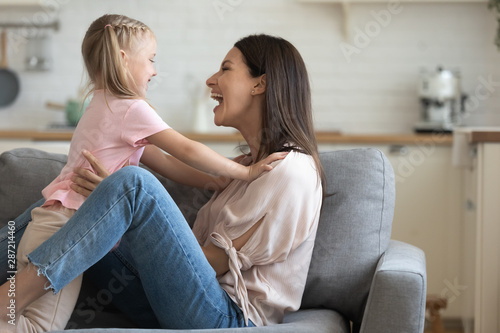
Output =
[{"x1": 0, "y1": 30, "x2": 20, "y2": 107}]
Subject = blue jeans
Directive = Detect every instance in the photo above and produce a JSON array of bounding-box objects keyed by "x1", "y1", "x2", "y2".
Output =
[{"x1": 1, "y1": 166, "x2": 253, "y2": 329}]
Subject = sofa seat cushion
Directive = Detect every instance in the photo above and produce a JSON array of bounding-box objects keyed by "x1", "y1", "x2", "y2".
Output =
[{"x1": 54, "y1": 309, "x2": 349, "y2": 333}]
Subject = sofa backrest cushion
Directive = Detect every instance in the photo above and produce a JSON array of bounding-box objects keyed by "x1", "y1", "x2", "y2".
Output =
[
  {"x1": 0, "y1": 148, "x2": 210, "y2": 229},
  {"x1": 301, "y1": 148, "x2": 395, "y2": 325},
  {"x1": 0, "y1": 148, "x2": 67, "y2": 228}
]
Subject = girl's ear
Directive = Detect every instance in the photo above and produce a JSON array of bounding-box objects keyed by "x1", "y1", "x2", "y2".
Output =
[
  {"x1": 252, "y1": 74, "x2": 266, "y2": 95},
  {"x1": 120, "y1": 49, "x2": 127, "y2": 65}
]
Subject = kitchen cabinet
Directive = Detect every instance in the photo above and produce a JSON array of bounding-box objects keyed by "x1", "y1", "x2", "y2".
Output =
[
  {"x1": 321, "y1": 142, "x2": 464, "y2": 319},
  {"x1": 454, "y1": 128, "x2": 500, "y2": 333},
  {"x1": 387, "y1": 145, "x2": 463, "y2": 319},
  {"x1": 461, "y1": 154, "x2": 476, "y2": 333}
]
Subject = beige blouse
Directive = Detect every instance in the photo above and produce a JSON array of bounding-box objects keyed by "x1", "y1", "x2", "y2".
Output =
[{"x1": 192, "y1": 151, "x2": 323, "y2": 326}]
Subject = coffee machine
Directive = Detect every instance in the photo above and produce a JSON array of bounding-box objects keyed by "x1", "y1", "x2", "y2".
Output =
[{"x1": 414, "y1": 66, "x2": 466, "y2": 133}]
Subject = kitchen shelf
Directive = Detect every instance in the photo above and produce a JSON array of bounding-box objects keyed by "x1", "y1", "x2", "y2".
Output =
[
  {"x1": 297, "y1": 0, "x2": 488, "y2": 41},
  {"x1": 0, "y1": 0, "x2": 51, "y2": 8},
  {"x1": 0, "y1": 21, "x2": 59, "y2": 31}
]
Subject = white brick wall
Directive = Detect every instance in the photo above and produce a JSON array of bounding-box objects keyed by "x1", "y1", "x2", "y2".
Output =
[{"x1": 0, "y1": 0, "x2": 499, "y2": 133}]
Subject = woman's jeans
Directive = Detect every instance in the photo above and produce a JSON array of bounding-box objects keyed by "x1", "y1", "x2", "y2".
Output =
[{"x1": 0, "y1": 166, "x2": 253, "y2": 329}]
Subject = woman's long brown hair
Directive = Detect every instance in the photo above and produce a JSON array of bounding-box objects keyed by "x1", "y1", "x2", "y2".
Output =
[{"x1": 234, "y1": 34, "x2": 326, "y2": 196}]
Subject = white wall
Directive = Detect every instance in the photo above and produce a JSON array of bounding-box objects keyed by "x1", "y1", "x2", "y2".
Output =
[{"x1": 0, "y1": 0, "x2": 499, "y2": 133}]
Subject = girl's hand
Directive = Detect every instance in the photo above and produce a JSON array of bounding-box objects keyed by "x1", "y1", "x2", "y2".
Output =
[
  {"x1": 247, "y1": 152, "x2": 288, "y2": 182},
  {"x1": 232, "y1": 154, "x2": 248, "y2": 164},
  {"x1": 70, "y1": 150, "x2": 113, "y2": 197}
]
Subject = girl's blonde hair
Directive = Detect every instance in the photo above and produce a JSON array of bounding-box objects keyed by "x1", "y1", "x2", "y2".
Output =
[{"x1": 81, "y1": 14, "x2": 153, "y2": 99}]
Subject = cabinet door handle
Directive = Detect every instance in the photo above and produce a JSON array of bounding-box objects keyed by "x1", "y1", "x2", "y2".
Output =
[
  {"x1": 465, "y1": 199, "x2": 476, "y2": 211},
  {"x1": 469, "y1": 146, "x2": 477, "y2": 159},
  {"x1": 389, "y1": 145, "x2": 408, "y2": 155}
]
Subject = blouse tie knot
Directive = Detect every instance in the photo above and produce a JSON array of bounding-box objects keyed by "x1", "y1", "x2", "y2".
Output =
[{"x1": 211, "y1": 231, "x2": 251, "y2": 326}]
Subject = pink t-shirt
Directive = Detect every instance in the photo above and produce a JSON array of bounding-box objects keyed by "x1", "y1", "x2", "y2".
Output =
[{"x1": 42, "y1": 90, "x2": 170, "y2": 210}]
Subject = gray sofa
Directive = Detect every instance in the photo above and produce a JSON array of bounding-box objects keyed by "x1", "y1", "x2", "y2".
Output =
[{"x1": 0, "y1": 147, "x2": 426, "y2": 333}]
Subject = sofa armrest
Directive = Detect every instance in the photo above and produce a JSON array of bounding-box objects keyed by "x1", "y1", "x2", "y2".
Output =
[{"x1": 359, "y1": 240, "x2": 426, "y2": 333}]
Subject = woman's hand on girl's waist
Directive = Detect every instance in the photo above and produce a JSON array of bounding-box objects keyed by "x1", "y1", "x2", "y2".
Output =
[{"x1": 70, "y1": 150, "x2": 120, "y2": 197}]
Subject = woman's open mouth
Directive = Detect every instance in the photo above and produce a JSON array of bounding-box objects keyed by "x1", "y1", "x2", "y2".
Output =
[
  {"x1": 211, "y1": 93, "x2": 223, "y2": 105},
  {"x1": 210, "y1": 93, "x2": 223, "y2": 112}
]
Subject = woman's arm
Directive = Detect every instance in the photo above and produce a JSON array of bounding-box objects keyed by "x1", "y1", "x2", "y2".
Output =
[
  {"x1": 146, "y1": 129, "x2": 286, "y2": 182},
  {"x1": 140, "y1": 145, "x2": 231, "y2": 190},
  {"x1": 202, "y1": 218, "x2": 263, "y2": 276},
  {"x1": 70, "y1": 146, "x2": 238, "y2": 197}
]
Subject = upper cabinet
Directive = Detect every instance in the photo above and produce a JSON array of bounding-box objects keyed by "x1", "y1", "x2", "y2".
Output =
[{"x1": 298, "y1": 0, "x2": 486, "y2": 3}]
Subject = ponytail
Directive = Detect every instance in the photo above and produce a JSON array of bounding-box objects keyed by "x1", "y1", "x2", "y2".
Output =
[
  {"x1": 81, "y1": 14, "x2": 152, "y2": 102},
  {"x1": 101, "y1": 25, "x2": 138, "y2": 98}
]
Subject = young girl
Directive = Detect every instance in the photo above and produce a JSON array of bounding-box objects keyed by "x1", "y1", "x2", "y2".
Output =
[{"x1": 2, "y1": 15, "x2": 285, "y2": 333}]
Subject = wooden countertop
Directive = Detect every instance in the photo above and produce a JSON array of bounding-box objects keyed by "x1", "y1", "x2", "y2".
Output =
[
  {"x1": 469, "y1": 128, "x2": 500, "y2": 143},
  {"x1": 453, "y1": 127, "x2": 500, "y2": 143},
  {"x1": 0, "y1": 130, "x2": 453, "y2": 145}
]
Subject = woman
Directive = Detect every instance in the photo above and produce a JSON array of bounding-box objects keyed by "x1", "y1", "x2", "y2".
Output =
[{"x1": 0, "y1": 34, "x2": 325, "y2": 330}]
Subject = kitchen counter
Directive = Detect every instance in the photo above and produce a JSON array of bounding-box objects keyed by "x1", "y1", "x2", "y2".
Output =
[
  {"x1": 452, "y1": 127, "x2": 500, "y2": 167},
  {"x1": 0, "y1": 130, "x2": 453, "y2": 145},
  {"x1": 454, "y1": 126, "x2": 500, "y2": 143},
  {"x1": 452, "y1": 126, "x2": 500, "y2": 333}
]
